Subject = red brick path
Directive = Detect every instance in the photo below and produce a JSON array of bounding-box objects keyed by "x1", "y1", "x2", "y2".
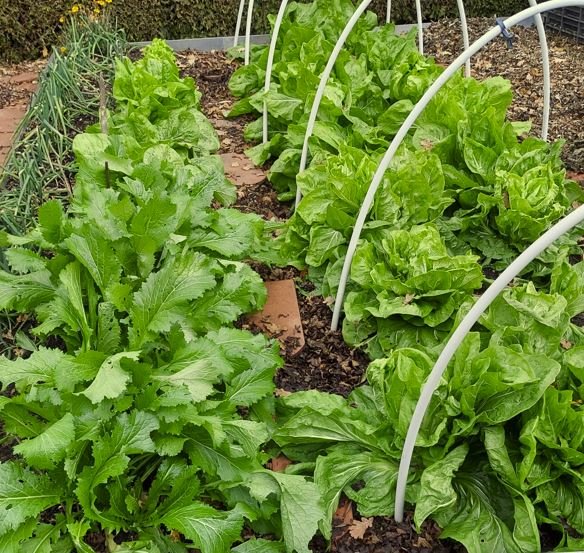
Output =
[{"x1": 0, "y1": 69, "x2": 42, "y2": 168}]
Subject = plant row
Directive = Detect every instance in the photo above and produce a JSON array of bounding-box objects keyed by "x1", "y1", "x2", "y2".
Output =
[
  {"x1": 229, "y1": 1, "x2": 584, "y2": 551},
  {"x1": 0, "y1": 39, "x2": 327, "y2": 553}
]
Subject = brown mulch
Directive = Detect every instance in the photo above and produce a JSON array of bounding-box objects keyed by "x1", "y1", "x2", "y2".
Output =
[
  {"x1": 177, "y1": 50, "x2": 255, "y2": 155},
  {"x1": 316, "y1": 500, "x2": 465, "y2": 553},
  {"x1": 424, "y1": 18, "x2": 584, "y2": 171},
  {"x1": 242, "y1": 264, "x2": 370, "y2": 397},
  {"x1": 234, "y1": 176, "x2": 292, "y2": 220}
]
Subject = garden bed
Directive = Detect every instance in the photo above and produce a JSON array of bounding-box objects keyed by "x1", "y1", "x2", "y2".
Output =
[
  {"x1": 1, "y1": 10, "x2": 584, "y2": 553},
  {"x1": 170, "y1": 18, "x2": 584, "y2": 550}
]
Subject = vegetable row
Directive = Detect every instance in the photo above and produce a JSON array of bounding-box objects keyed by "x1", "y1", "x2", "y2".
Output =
[
  {"x1": 0, "y1": 39, "x2": 325, "y2": 553},
  {"x1": 230, "y1": 1, "x2": 584, "y2": 551}
]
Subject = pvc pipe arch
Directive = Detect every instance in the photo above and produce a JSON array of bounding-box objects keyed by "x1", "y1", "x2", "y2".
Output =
[
  {"x1": 263, "y1": 0, "x2": 291, "y2": 144},
  {"x1": 415, "y1": 0, "x2": 424, "y2": 54},
  {"x1": 529, "y1": 0, "x2": 551, "y2": 140},
  {"x1": 456, "y1": 0, "x2": 471, "y2": 77},
  {"x1": 234, "y1": 0, "x2": 246, "y2": 48},
  {"x1": 245, "y1": 0, "x2": 256, "y2": 66},
  {"x1": 233, "y1": 0, "x2": 256, "y2": 65}
]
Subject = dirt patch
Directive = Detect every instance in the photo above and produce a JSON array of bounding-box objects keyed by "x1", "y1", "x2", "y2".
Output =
[
  {"x1": 424, "y1": 19, "x2": 584, "y2": 171},
  {"x1": 319, "y1": 501, "x2": 465, "y2": 553},
  {"x1": 177, "y1": 50, "x2": 255, "y2": 155},
  {"x1": 0, "y1": 59, "x2": 46, "y2": 167},
  {"x1": 242, "y1": 264, "x2": 370, "y2": 398}
]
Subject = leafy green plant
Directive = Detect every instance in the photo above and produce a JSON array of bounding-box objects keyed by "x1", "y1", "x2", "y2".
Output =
[
  {"x1": 273, "y1": 258, "x2": 584, "y2": 551},
  {"x1": 228, "y1": 0, "x2": 442, "y2": 200},
  {"x1": 0, "y1": 39, "x2": 325, "y2": 552}
]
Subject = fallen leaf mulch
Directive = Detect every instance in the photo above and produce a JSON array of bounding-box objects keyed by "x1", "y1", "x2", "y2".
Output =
[
  {"x1": 309, "y1": 498, "x2": 466, "y2": 553},
  {"x1": 177, "y1": 50, "x2": 293, "y2": 221},
  {"x1": 177, "y1": 50, "x2": 254, "y2": 156},
  {"x1": 424, "y1": 18, "x2": 584, "y2": 171},
  {"x1": 242, "y1": 264, "x2": 370, "y2": 398}
]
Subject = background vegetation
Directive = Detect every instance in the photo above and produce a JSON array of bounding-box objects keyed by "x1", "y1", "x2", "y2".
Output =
[{"x1": 0, "y1": 0, "x2": 528, "y2": 63}]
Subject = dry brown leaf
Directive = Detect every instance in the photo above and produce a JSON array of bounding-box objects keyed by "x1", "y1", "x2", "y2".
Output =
[
  {"x1": 561, "y1": 339, "x2": 573, "y2": 350},
  {"x1": 274, "y1": 388, "x2": 291, "y2": 397},
  {"x1": 415, "y1": 536, "x2": 432, "y2": 548},
  {"x1": 270, "y1": 455, "x2": 292, "y2": 472},
  {"x1": 404, "y1": 293, "x2": 415, "y2": 305},
  {"x1": 333, "y1": 499, "x2": 354, "y2": 528},
  {"x1": 348, "y1": 517, "x2": 373, "y2": 540}
]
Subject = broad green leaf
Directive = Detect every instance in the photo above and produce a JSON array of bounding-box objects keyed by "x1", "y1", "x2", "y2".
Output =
[
  {"x1": 159, "y1": 504, "x2": 243, "y2": 553},
  {"x1": 4, "y1": 248, "x2": 46, "y2": 274},
  {"x1": 80, "y1": 351, "x2": 141, "y2": 404},
  {"x1": 414, "y1": 444, "x2": 468, "y2": 529},
  {"x1": 96, "y1": 302, "x2": 121, "y2": 354},
  {"x1": 0, "y1": 347, "x2": 69, "y2": 389},
  {"x1": 38, "y1": 200, "x2": 65, "y2": 244},
  {"x1": 129, "y1": 252, "x2": 216, "y2": 348},
  {"x1": 224, "y1": 365, "x2": 276, "y2": 407},
  {"x1": 13, "y1": 413, "x2": 76, "y2": 470},
  {"x1": 0, "y1": 462, "x2": 61, "y2": 534},
  {"x1": 232, "y1": 540, "x2": 285, "y2": 553},
  {"x1": 252, "y1": 471, "x2": 325, "y2": 553},
  {"x1": 64, "y1": 226, "x2": 122, "y2": 294},
  {"x1": 314, "y1": 447, "x2": 398, "y2": 538}
]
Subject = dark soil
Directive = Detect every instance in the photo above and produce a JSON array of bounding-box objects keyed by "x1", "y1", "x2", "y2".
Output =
[
  {"x1": 235, "y1": 177, "x2": 292, "y2": 220},
  {"x1": 243, "y1": 264, "x2": 370, "y2": 397},
  {"x1": 327, "y1": 507, "x2": 465, "y2": 553},
  {"x1": 177, "y1": 50, "x2": 255, "y2": 155}
]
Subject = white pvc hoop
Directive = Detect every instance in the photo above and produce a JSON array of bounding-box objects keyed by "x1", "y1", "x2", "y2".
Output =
[
  {"x1": 456, "y1": 0, "x2": 471, "y2": 77},
  {"x1": 330, "y1": 0, "x2": 576, "y2": 333},
  {"x1": 386, "y1": 0, "x2": 392, "y2": 24},
  {"x1": 393, "y1": 206, "x2": 584, "y2": 521},
  {"x1": 263, "y1": 0, "x2": 291, "y2": 144},
  {"x1": 294, "y1": 0, "x2": 374, "y2": 207},
  {"x1": 415, "y1": 0, "x2": 424, "y2": 54},
  {"x1": 245, "y1": 0, "x2": 256, "y2": 66},
  {"x1": 391, "y1": 0, "x2": 584, "y2": 523},
  {"x1": 234, "y1": 0, "x2": 246, "y2": 47},
  {"x1": 529, "y1": 0, "x2": 551, "y2": 140}
]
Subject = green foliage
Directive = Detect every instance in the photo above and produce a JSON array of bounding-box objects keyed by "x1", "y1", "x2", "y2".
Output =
[
  {"x1": 275, "y1": 260, "x2": 584, "y2": 551},
  {"x1": 224, "y1": 1, "x2": 584, "y2": 551},
  {"x1": 0, "y1": 39, "x2": 325, "y2": 551}
]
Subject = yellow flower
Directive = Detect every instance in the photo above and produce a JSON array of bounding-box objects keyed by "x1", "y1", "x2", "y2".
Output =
[
  {"x1": 97, "y1": 0, "x2": 106, "y2": 5},
  {"x1": 93, "y1": 7, "x2": 101, "y2": 14},
  {"x1": 71, "y1": 4, "x2": 80, "y2": 13},
  {"x1": 60, "y1": 46, "x2": 67, "y2": 54},
  {"x1": 59, "y1": 16, "x2": 65, "y2": 23},
  {"x1": 106, "y1": 0, "x2": 112, "y2": 4}
]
